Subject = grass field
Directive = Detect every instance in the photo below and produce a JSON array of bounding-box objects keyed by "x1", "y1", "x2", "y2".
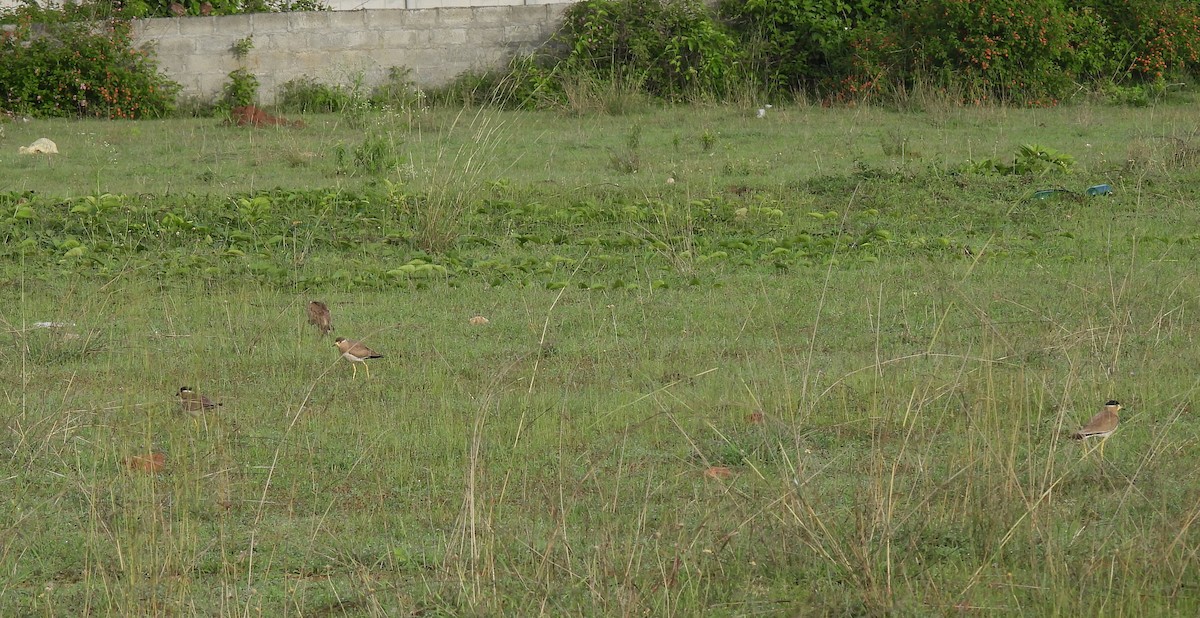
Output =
[{"x1": 2, "y1": 101, "x2": 1200, "y2": 615}]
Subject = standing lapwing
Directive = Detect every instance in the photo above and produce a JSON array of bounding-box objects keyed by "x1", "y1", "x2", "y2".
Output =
[
  {"x1": 1071, "y1": 400, "x2": 1121, "y2": 458},
  {"x1": 335, "y1": 337, "x2": 383, "y2": 378}
]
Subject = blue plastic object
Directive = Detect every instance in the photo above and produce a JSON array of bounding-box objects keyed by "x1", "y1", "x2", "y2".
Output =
[
  {"x1": 1032, "y1": 184, "x2": 1112, "y2": 201},
  {"x1": 1033, "y1": 189, "x2": 1069, "y2": 200}
]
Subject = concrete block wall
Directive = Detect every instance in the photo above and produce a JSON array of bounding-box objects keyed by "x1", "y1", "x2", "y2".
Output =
[
  {"x1": 130, "y1": 5, "x2": 570, "y2": 105},
  {"x1": 0, "y1": 0, "x2": 571, "y2": 10},
  {"x1": 324, "y1": 1, "x2": 570, "y2": 10}
]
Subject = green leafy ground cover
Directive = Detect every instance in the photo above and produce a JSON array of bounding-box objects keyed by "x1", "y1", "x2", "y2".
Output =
[{"x1": 1, "y1": 103, "x2": 1199, "y2": 615}]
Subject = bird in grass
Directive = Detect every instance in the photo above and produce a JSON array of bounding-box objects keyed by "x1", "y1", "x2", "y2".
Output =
[
  {"x1": 178, "y1": 386, "x2": 222, "y2": 416},
  {"x1": 306, "y1": 301, "x2": 333, "y2": 335},
  {"x1": 1071, "y1": 399, "x2": 1121, "y2": 458},
  {"x1": 335, "y1": 337, "x2": 383, "y2": 378}
]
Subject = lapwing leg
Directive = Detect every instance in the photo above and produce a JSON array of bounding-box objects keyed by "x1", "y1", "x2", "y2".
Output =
[
  {"x1": 351, "y1": 363, "x2": 359, "y2": 379},
  {"x1": 1099, "y1": 436, "x2": 1108, "y2": 459},
  {"x1": 364, "y1": 362, "x2": 371, "y2": 379}
]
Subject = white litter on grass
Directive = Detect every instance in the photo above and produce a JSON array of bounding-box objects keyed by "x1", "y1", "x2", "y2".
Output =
[
  {"x1": 27, "y1": 321, "x2": 81, "y2": 340},
  {"x1": 19, "y1": 138, "x2": 58, "y2": 155},
  {"x1": 756, "y1": 104, "x2": 773, "y2": 119},
  {"x1": 32, "y1": 322, "x2": 74, "y2": 329}
]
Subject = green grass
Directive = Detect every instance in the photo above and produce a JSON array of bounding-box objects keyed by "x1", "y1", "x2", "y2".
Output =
[
  {"x1": 3, "y1": 103, "x2": 1196, "y2": 196},
  {"x1": 2, "y1": 101, "x2": 1200, "y2": 615}
]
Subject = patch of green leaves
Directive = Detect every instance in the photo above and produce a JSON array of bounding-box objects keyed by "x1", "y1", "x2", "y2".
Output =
[
  {"x1": 334, "y1": 135, "x2": 402, "y2": 176},
  {"x1": 964, "y1": 144, "x2": 1076, "y2": 176},
  {"x1": 231, "y1": 35, "x2": 254, "y2": 60}
]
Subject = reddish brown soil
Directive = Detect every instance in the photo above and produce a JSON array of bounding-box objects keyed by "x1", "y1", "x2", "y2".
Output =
[{"x1": 229, "y1": 105, "x2": 305, "y2": 128}]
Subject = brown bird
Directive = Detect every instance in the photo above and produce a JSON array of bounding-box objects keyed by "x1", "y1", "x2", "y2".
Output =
[
  {"x1": 335, "y1": 337, "x2": 382, "y2": 378},
  {"x1": 1071, "y1": 399, "x2": 1121, "y2": 458},
  {"x1": 168, "y1": 2, "x2": 186, "y2": 16},
  {"x1": 178, "y1": 386, "x2": 221, "y2": 416},
  {"x1": 307, "y1": 300, "x2": 333, "y2": 335}
]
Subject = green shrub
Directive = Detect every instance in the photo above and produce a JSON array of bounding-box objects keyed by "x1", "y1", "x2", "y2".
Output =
[
  {"x1": 0, "y1": 10, "x2": 179, "y2": 118},
  {"x1": 1084, "y1": 0, "x2": 1200, "y2": 81},
  {"x1": 718, "y1": 0, "x2": 1199, "y2": 105},
  {"x1": 488, "y1": 54, "x2": 564, "y2": 110},
  {"x1": 231, "y1": 35, "x2": 254, "y2": 60},
  {"x1": 370, "y1": 66, "x2": 426, "y2": 109},
  {"x1": 221, "y1": 68, "x2": 259, "y2": 108},
  {"x1": 280, "y1": 69, "x2": 426, "y2": 115},
  {"x1": 962, "y1": 143, "x2": 1076, "y2": 176},
  {"x1": 428, "y1": 69, "x2": 507, "y2": 108},
  {"x1": 334, "y1": 135, "x2": 401, "y2": 176},
  {"x1": 103, "y1": 0, "x2": 329, "y2": 18},
  {"x1": 430, "y1": 55, "x2": 563, "y2": 110},
  {"x1": 278, "y1": 76, "x2": 354, "y2": 113},
  {"x1": 559, "y1": 68, "x2": 650, "y2": 115},
  {"x1": 903, "y1": 0, "x2": 1200, "y2": 103},
  {"x1": 1058, "y1": 4, "x2": 1124, "y2": 82},
  {"x1": 907, "y1": 0, "x2": 1091, "y2": 104},
  {"x1": 719, "y1": 0, "x2": 900, "y2": 96},
  {"x1": 557, "y1": 0, "x2": 741, "y2": 99}
]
